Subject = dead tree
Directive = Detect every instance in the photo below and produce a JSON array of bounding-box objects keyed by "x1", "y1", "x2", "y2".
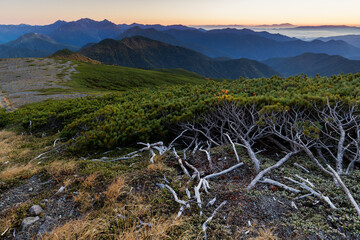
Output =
[
  {"x1": 247, "y1": 150, "x2": 300, "y2": 190},
  {"x1": 180, "y1": 102, "x2": 302, "y2": 190},
  {"x1": 180, "y1": 102, "x2": 269, "y2": 173},
  {"x1": 314, "y1": 99, "x2": 360, "y2": 174},
  {"x1": 265, "y1": 108, "x2": 332, "y2": 175}
]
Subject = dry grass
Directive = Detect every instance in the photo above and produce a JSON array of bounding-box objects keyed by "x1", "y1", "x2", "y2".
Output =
[
  {"x1": 103, "y1": 177, "x2": 127, "y2": 204},
  {"x1": 41, "y1": 214, "x2": 189, "y2": 240},
  {"x1": 46, "y1": 160, "x2": 77, "y2": 178},
  {"x1": 0, "y1": 130, "x2": 29, "y2": 164},
  {"x1": 81, "y1": 172, "x2": 99, "y2": 189},
  {"x1": 252, "y1": 228, "x2": 278, "y2": 240},
  {"x1": 40, "y1": 217, "x2": 110, "y2": 240},
  {"x1": 147, "y1": 161, "x2": 167, "y2": 171},
  {"x1": 125, "y1": 194, "x2": 151, "y2": 217},
  {"x1": 0, "y1": 208, "x2": 16, "y2": 234},
  {"x1": 117, "y1": 217, "x2": 189, "y2": 240},
  {"x1": 73, "y1": 190, "x2": 93, "y2": 212},
  {"x1": 0, "y1": 201, "x2": 31, "y2": 234},
  {"x1": 0, "y1": 162, "x2": 39, "y2": 180}
]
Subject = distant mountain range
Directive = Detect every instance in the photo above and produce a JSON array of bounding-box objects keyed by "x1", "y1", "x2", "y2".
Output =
[
  {"x1": 117, "y1": 27, "x2": 360, "y2": 60},
  {"x1": 1, "y1": 18, "x2": 360, "y2": 61},
  {"x1": 0, "y1": 18, "x2": 360, "y2": 78},
  {"x1": 0, "y1": 18, "x2": 197, "y2": 46},
  {"x1": 263, "y1": 53, "x2": 360, "y2": 77},
  {"x1": 0, "y1": 33, "x2": 78, "y2": 58},
  {"x1": 79, "y1": 36, "x2": 279, "y2": 79},
  {"x1": 48, "y1": 19, "x2": 121, "y2": 47},
  {"x1": 0, "y1": 20, "x2": 67, "y2": 44},
  {"x1": 318, "y1": 35, "x2": 360, "y2": 48}
]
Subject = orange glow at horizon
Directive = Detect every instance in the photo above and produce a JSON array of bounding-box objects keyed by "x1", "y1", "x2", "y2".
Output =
[{"x1": 0, "y1": 0, "x2": 359, "y2": 27}]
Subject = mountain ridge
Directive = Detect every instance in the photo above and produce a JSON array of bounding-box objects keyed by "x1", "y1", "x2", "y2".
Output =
[
  {"x1": 263, "y1": 52, "x2": 360, "y2": 76},
  {"x1": 0, "y1": 33, "x2": 78, "y2": 58},
  {"x1": 79, "y1": 36, "x2": 279, "y2": 79},
  {"x1": 118, "y1": 27, "x2": 360, "y2": 60}
]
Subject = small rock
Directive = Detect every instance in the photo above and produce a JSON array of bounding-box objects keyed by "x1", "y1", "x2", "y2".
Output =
[
  {"x1": 37, "y1": 216, "x2": 56, "y2": 236},
  {"x1": 29, "y1": 205, "x2": 43, "y2": 216},
  {"x1": 21, "y1": 216, "x2": 40, "y2": 230},
  {"x1": 28, "y1": 187, "x2": 33, "y2": 192}
]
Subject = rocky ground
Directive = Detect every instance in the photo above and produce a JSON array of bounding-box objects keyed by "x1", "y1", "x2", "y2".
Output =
[
  {"x1": 0, "y1": 128, "x2": 359, "y2": 239},
  {"x1": 0, "y1": 58, "x2": 87, "y2": 110}
]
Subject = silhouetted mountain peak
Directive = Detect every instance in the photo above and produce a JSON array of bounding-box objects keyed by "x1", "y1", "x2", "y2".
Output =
[
  {"x1": 7, "y1": 33, "x2": 56, "y2": 45},
  {"x1": 77, "y1": 18, "x2": 95, "y2": 23}
]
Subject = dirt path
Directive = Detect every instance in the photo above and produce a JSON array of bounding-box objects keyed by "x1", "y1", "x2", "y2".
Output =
[
  {"x1": 0, "y1": 89, "x2": 12, "y2": 111},
  {"x1": 0, "y1": 90, "x2": 5, "y2": 109},
  {"x1": 0, "y1": 58, "x2": 88, "y2": 110}
]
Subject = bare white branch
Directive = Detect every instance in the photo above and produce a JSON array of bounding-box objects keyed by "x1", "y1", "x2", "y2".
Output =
[
  {"x1": 200, "y1": 148, "x2": 214, "y2": 170},
  {"x1": 225, "y1": 133, "x2": 240, "y2": 162},
  {"x1": 247, "y1": 151, "x2": 299, "y2": 190},
  {"x1": 260, "y1": 178, "x2": 300, "y2": 193},
  {"x1": 173, "y1": 148, "x2": 191, "y2": 177},
  {"x1": 203, "y1": 162, "x2": 244, "y2": 180},
  {"x1": 202, "y1": 201, "x2": 227, "y2": 240},
  {"x1": 285, "y1": 177, "x2": 336, "y2": 209},
  {"x1": 327, "y1": 164, "x2": 360, "y2": 217},
  {"x1": 294, "y1": 163, "x2": 310, "y2": 173}
]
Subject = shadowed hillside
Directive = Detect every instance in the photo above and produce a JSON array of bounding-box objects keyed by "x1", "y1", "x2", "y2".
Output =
[
  {"x1": 49, "y1": 49, "x2": 101, "y2": 64},
  {"x1": 79, "y1": 36, "x2": 278, "y2": 79},
  {"x1": 0, "y1": 33, "x2": 78, "y2": 58},
  {"x1": 264, "y1": 53, "x2": 360, "y2": 76}
]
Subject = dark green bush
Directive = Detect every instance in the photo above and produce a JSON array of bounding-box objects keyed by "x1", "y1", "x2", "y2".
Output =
[
  {"x1": 9, "y1": 73, "x2": 360, "y2": 152},
  {"x1": 0, "y1": 108, "x2": 9, "y2": 128}
]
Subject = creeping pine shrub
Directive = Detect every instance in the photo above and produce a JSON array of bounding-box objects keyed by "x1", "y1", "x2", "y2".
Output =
[
  {"x1": 9, "y1": 73, "x2": 360, "y2": 152},
  {"x1": 0, "y1": 108, "x2": 9, "y2": 128}
]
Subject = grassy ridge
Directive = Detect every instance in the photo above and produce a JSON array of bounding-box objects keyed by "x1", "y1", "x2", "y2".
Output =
[{"x1": 69, "y1": 63, "x2": 209, "y2": 92}]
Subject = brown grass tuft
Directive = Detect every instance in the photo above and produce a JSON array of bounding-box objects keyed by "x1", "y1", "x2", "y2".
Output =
[
  {"x1": 147, "y1": 162, "x2": 166, "y2": 171},
  {"x1": 0, "y1": 201, "x2": 31, "y2": 234},
  {"x1": 73, "y1": 191, "x2": 93, "y2": 212},
  {"x1": 40, "y1": 217, "x2": 110, "y2": 240},
  {"x1": 81, "y1": 172, "x2": 99, "y2": 189},
  {"x1": 0, "y1": 130, "x2": 29, "y2": 164},
  {"x1": 46, "y1": 160, "x2": 77, "y2": 178},
  {"x1": 0, "y1": 162, "x2": 39, "y2": 180},
  {"x1": 252, "y1": 228, "x2": 278, "y2": 240},
  {"x1": 103, "y1": 177, "x2": 126, "y2": 204},
  {"x1": 117, "y1": 217, "x2": 189, "y2": 240}
]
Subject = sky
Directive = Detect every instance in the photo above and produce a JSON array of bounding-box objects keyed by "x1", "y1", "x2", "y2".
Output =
[{"x1": 0, "y1": 0, "x2": 359, "y2": 26}]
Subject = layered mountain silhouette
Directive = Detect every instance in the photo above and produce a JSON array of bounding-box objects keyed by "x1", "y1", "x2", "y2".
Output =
[
  {"x1": 0, "y1": 19, "x2": 197, "y2": 45},
  {"x1": 263, "y1": 53, "x2": 360, "y2": 77},
  {"x1": 117, "y1": 27, "x2": 360, "y2": 60},
  {"x1": 79, "y1": 36, "x2": 278, "y2": 79},
  {"x1": 318, "y1": 35, "x2": 360, "y2": 48},
  {"x1": 117, "y1": 27, "x2": 221, "y2": 57},
  {"x1": 2, "y1": 19, "x2": 360, "y2": 61},
  {"x1": 0, "y1": 33, "x2": 78, "y2": 58},
  {"x1": 0, "y1": 20, "x2": 67, "y2": 44},
  {"x1": 49, "y1": 18, "x2": 122, "y2": 47},
  {"x1": 117, "y1": 23, "x2": 198, "y2": 32}
]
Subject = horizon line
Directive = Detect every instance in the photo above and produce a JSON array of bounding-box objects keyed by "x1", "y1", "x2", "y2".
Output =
[{"x1": 0, "y1": 18, "x2": 360, "y2": 28}]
